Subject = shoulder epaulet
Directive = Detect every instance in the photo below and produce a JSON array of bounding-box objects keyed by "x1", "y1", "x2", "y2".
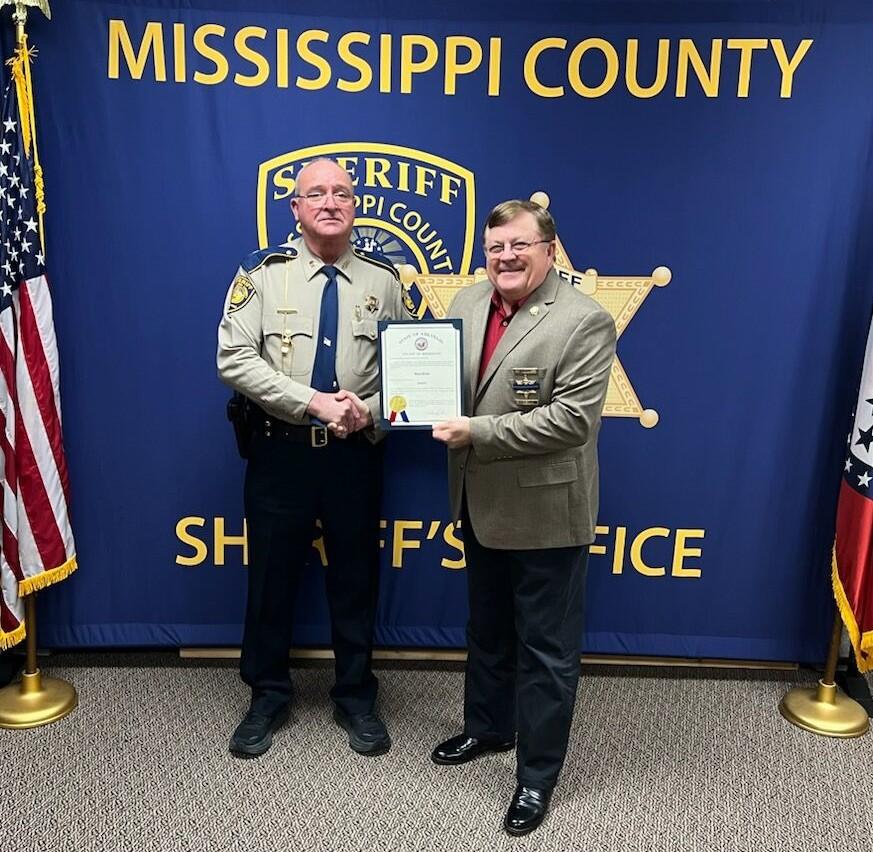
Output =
[
  {"x1": 353, "y1": 248, "x2": 400, "y2": 281},
  {"x1": 241, "y1": 245, "x2": 299, "y2": 274}
]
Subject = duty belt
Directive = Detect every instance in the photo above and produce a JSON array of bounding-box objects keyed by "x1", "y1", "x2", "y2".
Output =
[
  {"x1": 249, "y1": 405, "x2": 366, "y2": 447},
  {"x1": 260, "y1": 418, "x2": 330, "y2": 447}
]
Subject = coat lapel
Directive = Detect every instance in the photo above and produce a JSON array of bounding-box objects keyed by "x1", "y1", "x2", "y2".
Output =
[
  {"x1": 475, "y1": 270, "x2": 560, "y2": 404},
  {"x1": 465, "y1": 286, "x2": 492, "y2": 406}
]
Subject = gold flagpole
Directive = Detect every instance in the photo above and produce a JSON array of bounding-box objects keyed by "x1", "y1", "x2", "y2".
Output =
[
  {"x1": 779, "y1": 607, "x2": 868, "y2": 737},
  {"x1": 0, "y1": 0, "x2": 77, "y2": 730}
]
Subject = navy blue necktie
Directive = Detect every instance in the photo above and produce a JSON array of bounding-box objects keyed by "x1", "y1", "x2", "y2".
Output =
[{"x1": 311, "y1": 264, "x2": 339, "y2": 394}]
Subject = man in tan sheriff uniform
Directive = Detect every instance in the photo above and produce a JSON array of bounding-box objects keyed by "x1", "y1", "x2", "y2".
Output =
[{"x1": 217, "y1": 158, "x2": 411, "y2": 759}]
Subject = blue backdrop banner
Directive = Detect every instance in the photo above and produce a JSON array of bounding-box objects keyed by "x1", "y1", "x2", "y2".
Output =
[{"x1": 12, "y1": 0, "x2": 873, "y2": 661}]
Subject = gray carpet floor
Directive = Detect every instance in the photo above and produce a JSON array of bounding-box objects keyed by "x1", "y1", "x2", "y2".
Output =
[{"x1": 1, "y1": 657, "x2": 872, "y2": 852}]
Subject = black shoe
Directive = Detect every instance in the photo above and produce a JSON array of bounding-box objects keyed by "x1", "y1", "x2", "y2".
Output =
[
  {"x1": 503, "y1": 785, "x2": 552, "y2": 836},
  {"x1": 228, "y1": 705, "x2": 290, "y2": 757},
  {"x1": 431, "y1": 733, "x2": 515, "y2": 765},
  {"x1": 333, "y1": 707, "x2": 391, "y2": 755}
]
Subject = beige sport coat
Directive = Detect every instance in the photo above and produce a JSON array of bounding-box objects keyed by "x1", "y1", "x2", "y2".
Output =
[{"x1": 447, "y1": 269, "x2": 616, "y2": 550}]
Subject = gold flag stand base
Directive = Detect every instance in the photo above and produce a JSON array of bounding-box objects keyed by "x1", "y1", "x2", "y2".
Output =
[
  {"x1": 779, "y1": 610, "x2": 869, "y2": 738},
  {"x1": 0, "y1": 595, "x2": 77, "y2": 729},
  {"x1": 779, "y1": 680, "x2": 869, "y2": 738},
  {"x1": 0, "y1": 670, "x2": 77, "y2": 729}
]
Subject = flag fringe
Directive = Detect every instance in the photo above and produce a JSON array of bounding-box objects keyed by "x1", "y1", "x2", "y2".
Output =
[
  {"x1": 18, "y1": 554, "x2": 77, "y2": 596},
  {"x1": 20, "y1": 41, "x2": 46, "y2": 221},
  {"x1": 0, "y1": 620, "x2": 25, "y2": 650},
  {"x1": 9, "y1": 47, "x2": 33, "y2": 157},
  {"x1": 832, "y1": 547, "x2": 873, "y2": 673}
]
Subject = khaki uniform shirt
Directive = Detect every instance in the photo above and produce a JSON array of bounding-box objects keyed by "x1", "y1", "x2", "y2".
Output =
[{"x1": 217, "y1": 237, "x2": 412, "y2": 433}]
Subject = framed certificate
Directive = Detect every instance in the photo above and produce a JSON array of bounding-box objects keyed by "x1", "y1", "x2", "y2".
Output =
[{"x1": 377, "y1": 319, "x2": 464, "y2": 429}]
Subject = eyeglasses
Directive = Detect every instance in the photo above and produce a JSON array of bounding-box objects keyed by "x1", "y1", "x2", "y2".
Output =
[
  {"x1": 297, "y1": 189, "x2": 355, "y2": 206},
  {"x1": 484, "y1": 239, "x2": 552, "y2": 257}
]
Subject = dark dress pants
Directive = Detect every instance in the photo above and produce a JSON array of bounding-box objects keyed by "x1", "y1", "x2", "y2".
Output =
[
  {"x1": 462, "y1": 503, "x2": 588, "y2": 790},
  {"x1": 240, "y1": 430, "x2": 383, "y2": 717}
]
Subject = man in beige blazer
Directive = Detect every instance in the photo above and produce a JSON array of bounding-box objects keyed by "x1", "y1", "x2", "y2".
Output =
[{"x1": 431, "y1": 200, "x2": 616, "y2": 836}]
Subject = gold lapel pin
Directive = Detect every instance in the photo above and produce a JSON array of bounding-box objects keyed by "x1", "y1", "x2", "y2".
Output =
[{"x1": 529, "y1": 306, "x2": 540, "y2": 316}]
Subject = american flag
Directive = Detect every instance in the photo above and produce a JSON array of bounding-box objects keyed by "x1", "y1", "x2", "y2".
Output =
[{"x1": 0, "y1": 47, "x2": 76, "y2": 650}]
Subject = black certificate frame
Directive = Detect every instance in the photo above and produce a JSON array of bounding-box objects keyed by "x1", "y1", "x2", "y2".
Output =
[{"x1": 377, "y1": 318, "x2": 464, "y2": 430}]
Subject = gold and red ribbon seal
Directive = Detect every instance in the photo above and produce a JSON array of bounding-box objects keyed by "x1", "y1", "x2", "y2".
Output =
[{"x1": 388, "y1": 395, "x2": 409, "y2": 423}]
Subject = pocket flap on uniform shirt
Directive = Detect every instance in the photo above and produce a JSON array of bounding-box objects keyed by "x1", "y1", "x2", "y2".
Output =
[
  {"x1": 351, "y1": 319, "x2": 378, "y2": 340},
  {"x1": 517, "y1": 460, "x2": 578, "y2": 488},
  {"x1": 263, "y1": 315, "x2": 313, "y2": 337}
]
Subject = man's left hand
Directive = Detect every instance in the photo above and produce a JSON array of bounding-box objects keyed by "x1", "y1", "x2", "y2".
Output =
[{"x1": 433, "y1": 417, "x2": 472, "y2": 448}]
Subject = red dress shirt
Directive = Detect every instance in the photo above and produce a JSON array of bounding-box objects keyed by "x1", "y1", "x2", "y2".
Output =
[{"x1": 479, "y1": 289, "x2": 529, "y2": 382}]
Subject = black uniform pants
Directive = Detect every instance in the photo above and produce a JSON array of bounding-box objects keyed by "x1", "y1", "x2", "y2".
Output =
[
  {"x1": 462, "y1": 503, "x2": 588, "y2": 790},
  {"x1": 240, "y1": 429, "x2": 384, "y2": 717}
]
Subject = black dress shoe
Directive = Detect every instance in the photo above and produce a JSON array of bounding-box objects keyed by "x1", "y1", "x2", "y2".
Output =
[
  {"x1": 431, "y1": 733, "x2": 515, "y2": 765},
  {"x1": 333, "y1": 707, "x2": 391, "y2": 755},
  {"x1": 503, "y1": 785, "x2": 552, "y2": 836},
  {"x1": 228, "y1": 705, "x2": 290, "y2": 757}
]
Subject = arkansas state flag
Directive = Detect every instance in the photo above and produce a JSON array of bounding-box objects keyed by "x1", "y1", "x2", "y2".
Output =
[{"x1": 834, "y1": 321, "x2": 873, "y2": 673}]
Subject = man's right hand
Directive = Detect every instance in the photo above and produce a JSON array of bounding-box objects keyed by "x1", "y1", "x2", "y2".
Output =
[{"x1": 306, "y1": 391, "x2": 360, "y2": 435}]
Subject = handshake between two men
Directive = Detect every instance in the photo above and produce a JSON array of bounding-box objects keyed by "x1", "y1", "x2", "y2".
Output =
[{"x1": 306, "y1": 389, "x2": 372, "y2": 438}]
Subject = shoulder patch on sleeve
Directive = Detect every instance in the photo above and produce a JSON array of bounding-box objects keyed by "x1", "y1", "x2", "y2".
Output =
[
  {"x1": 241, "y1": 245, "x2": 299, "y2": 274},
  {"x1": 227, "y1": 274, "x2": 256, "y2": 314},
  {"x1": 353, "y1": 247, "x2": 400, "y2": 280},
  {"x1": 401, "y1": 287, "x2": 417, "y2": 317}
]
